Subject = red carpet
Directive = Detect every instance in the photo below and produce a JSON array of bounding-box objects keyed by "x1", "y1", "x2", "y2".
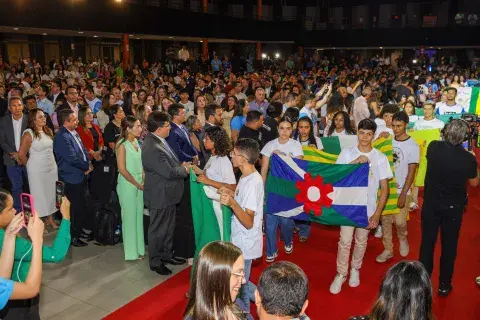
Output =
[{"x1": 106, "y1": 166, "x2": 480, "y2": 319}]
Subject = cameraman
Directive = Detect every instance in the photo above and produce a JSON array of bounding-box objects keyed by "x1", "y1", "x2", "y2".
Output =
[{"x1": 419, "y1": 119, "x2": 479, "y2": 296}]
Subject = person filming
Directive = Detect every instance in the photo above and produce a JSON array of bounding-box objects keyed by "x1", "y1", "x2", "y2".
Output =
[{"x1": 419, "y1": 119, "x2": 479, "y2": 296}]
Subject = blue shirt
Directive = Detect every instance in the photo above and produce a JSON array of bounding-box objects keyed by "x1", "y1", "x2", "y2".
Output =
[
  {"x1": 249, "y1": 100, "x2": 270, "y2": 117},
  {"x1": 211, "y1": 59, "x2": 222, "y2": 72},
  {"x1": 0, "y1": 278, "x2": 14, "y2": 310},
  {"x1": 231, "y1": 116, "x2": 246, "y2": 131},
  {"x1": 37, "y1": 98, "x2": 54, "y2": 115}
]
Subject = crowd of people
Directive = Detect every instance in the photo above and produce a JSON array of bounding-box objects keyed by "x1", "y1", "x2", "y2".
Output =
[{"x1": 0, "y1": 49, "x2": 478, "y2": 319}]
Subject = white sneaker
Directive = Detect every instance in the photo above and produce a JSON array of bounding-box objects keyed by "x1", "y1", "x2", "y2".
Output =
[
  {"x1": 265, "y1": 251, "x2": 278, "y2": 263},
  {"x1": 349, "y1": 268, "x2": 360, "y2": 288},
  {"x1": 329, "y1": 274, "x2": 346, "y2": 294},
  {"x1": 399, "y1": 239, "x2": 410, "y2": 257},
  {"x1": 376, "y1": 250, "x2": 393, "y2": 263},
  {"x1": 284, "y1": 243, "x2": 293, "y2": 255},
  {"x1": 374, "y1": 225, "x2": 383, "y2": 238}
]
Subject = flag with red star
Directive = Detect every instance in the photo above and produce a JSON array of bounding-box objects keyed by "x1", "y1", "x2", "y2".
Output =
[{"x1": 266, "y1": 154, "x2": 369, "y2": 227}]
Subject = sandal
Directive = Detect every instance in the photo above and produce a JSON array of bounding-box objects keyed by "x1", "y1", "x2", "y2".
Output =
[{"x1": 299, "y1": 236, "x2": 308, "y2": 243}]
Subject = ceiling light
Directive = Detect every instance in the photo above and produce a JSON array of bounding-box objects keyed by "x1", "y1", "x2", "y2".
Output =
[
  {"x1": 169, "y1": 36, "x2": 174, "y2": 39},
  {"x1": 42, "y1": 33, "x2": 47, "y2": 36},
  {"x1": 412, "y1": 59, "x2": 418, "y2": 64},
  {"x1": 379, "y1": 46, "x2": 383, "y2": 49},
  {"x1": 136, "y1": 38, "x2": 140, "y2": 40},
  {"x1": 78, "y1": 31, "x2": 84, "y2": 34},
  {"x1": 274, "y1": 53, "x2": 280, "y2": 59},
  {"x1": 93, "y1": 35, "x2": 98, "y2": 38},
  {"x1": 200, "y1": 40, "x2": 203, "y2": 43},
  {"x1": 13, "y1": 27, "x2": 19, "y2": 31},
  {"x1": 261, "y1": 53, "x2": 267, "y2": 59},
  {"x1": 115, "y1": 0, "x2": 122, "y2": 2},
  {"x1": 129, "y1": 34, "x2": 134, "y2": 37}
]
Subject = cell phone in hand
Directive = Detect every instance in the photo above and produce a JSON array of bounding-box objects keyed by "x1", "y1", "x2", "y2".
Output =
[
  {"x1": 20, "y1": 193, "x2": 35, "y2": 225},
  {"x1": 55, "y1": 181, "x2": 65, "y2": 209}
]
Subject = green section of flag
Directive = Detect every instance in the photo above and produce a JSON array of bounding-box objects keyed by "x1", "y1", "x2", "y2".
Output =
[
  {"x1": 310, "y1": 208, "x2": 358, "y2": 227},
  {"x1": 190, "y1": 171, "x2": 231, "y2": 259},
  {"x1": 469, "y1": 87, "x2": 480, "y2": 115},
  {"x1": 320, "y1": 136, "x2": 342, "y2": 154}
]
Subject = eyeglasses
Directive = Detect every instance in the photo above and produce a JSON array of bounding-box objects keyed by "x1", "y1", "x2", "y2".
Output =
[
  {"x1": 231, "y1": 271, "x2": 245, "y2": 279},
  {"x1": 230, "y1": 151, "x2": 248, "y2": 160}
]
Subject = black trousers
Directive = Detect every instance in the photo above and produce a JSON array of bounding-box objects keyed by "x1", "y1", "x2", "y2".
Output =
[
  {"x1": 419, "y1": 202, "x2": 464, "y2": 285},
  {"x1": 148, "y1": 205, "x2": 176, "y2": 267},
  {"x1": 173, "y1": 179, "x2": 195, "y2": 259},
  {"x1": 0, "y1": 295, "x2": 40, "y2": 320},
  {"x1": 64, "y1": 179, "x2": 87, "y2": 239}
]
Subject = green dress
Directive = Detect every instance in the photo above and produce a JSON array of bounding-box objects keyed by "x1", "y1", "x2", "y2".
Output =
[{"x1": 117, "y1": 139, "x2": 145, "y2": 260}]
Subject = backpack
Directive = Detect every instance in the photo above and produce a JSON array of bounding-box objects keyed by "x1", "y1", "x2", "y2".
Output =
[{"x1": 93, "y1": 203, "x2": 122, "y2": 246}]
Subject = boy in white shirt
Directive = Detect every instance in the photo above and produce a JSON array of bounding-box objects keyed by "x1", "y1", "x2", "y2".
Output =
[
  {"x1": 330, "y1": 119, "x2": 392, "y2": 294},
  {"x1": 413, "y1": 101, "x2": 445, "y2": 131},
  {"x1": 377, "y1": 111, "x2": 419, "y2": 263},
  {"x1": 179, "y1": 88, "x2": 195, "y2": 116},
  {"x1": 220, "y1": 138, "x2": 264, "y2": 311}
]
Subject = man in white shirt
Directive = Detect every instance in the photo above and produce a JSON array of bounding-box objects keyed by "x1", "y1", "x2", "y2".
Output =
[
  {"x1": 353, "y1": 87, "x2": 372, "y2": 128},
  {"x1": 414, "y1": 102, "x2": 445, "y2": 130},
  {"x1": 178, "y1": 46, "x2": 190, "y2": 62},
  {"x1": 0, "y1": 97, "x2": 28, "y2": 210},
  {"x1": 84, "y1": 86, "x2": 102, "y2": 114},
  {"x1": 330, "y1": 119, "x2": 392, "y2": 295},
  {"x1": 220, "y1": 138, "x2": 264, "y2": 311},
  {"x1": 435, "y1": 87, "x2": 465, "y2": 115},
  {"x1": 36, "y1": 83, "x2": 55, "y2": 116},
  {"x1": 178, "y1": 89, "x2": 194, "y2": 116},
  {"x1": 233, "y1": 81, "x2": 247, "y2": 101},
  {"x1": 299, "y1": 95, "x2": 319, "y2": 136},
  {"x1": 377, "y1": 111, "x2": 419, "y2": 263},
  {"x1": 112, "y1": 87, "x2": 124, "y2": 106}
]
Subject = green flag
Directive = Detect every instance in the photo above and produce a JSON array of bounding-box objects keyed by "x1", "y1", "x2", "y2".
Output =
[{"x1": 190, "y1": 170, "x2": 232, "y2": 258}]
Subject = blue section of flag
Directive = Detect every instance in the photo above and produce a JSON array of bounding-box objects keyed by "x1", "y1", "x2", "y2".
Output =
[
  {"x1": 332, "y1": 164, "x2": 369, "y2": 187},
  {"x1": 270, "y1": 157, "x2": 302, "y2": 182},
  {"x1": 267, "y1": 193, "x2": 301, "y2": 213},
  {"x1": 331, "y1": 205, "x2": 369, "y2": 226},
  {"x1": 293, "y1": 157, "x2": 309, "y2": 172}
]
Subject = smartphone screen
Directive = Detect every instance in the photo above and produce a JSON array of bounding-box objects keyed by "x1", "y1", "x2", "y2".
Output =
[
  {"x1": 55, "y1": 181, "x2": 65, "y2": 209},
  {"x1": 21, "y1": 194, "x2": 33, "y2": 224}
]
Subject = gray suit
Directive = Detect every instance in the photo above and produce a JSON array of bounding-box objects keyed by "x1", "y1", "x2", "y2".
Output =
[
  {"x1": 142, "y1": 132, "x2": 187, "y2": 265},
  {"x1": 0, "y1": 114, "x2": 28, "y2": 166}
]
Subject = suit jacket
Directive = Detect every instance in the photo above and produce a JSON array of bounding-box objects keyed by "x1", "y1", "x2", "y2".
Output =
[
  {"x1": 142, "y1": 132, "x2": 188, "y2": 210},
  {"x1": 166, "y1": 122, "x2": 197, "y2": 163},
  {"x1": 48, "y1": 92, "x2": 65, "y2": 104},
  {"x1": 76, "y1": 124, "x2": 104, "y2": 160},
  {"x1": 0, "y1": 114, "x2": 28, "y2": 166},
  {"x1": 53, "y1": 126, "x2": 90, "y2": 184}
]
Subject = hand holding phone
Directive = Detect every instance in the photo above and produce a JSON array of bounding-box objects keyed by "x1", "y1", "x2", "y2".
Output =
[
  {"x1": 56, "y1": 181, "x2": 65, "y2": 209},
  {"x1": 20, "y1": 193, "x2": 35, "y2": 225}
]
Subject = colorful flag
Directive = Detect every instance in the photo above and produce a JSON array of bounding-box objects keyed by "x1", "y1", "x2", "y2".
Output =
[
  {"x1": 468, "y1": 87, "x2": 480, "y2": 115},
  {"x1": 456, "y1": 87, "x2": 480, "y2": 115},
  {"x1": 266, "y1": 154, "x2": 369, "y2": 228},
  {"x1": 190, "y1": 171, "x2": 232, "y2": 258},
  {"x1": 303, "y1": 137, "x2": 399, "y2": 215},
  {"x1": 409, "y1": 129, "x2": 441, "y2": 187},
  {"x1": 319, "y1": 136, "x2": 358, "y2": 155}
]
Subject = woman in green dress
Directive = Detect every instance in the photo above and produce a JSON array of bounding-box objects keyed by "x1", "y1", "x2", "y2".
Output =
[{"x1": 116, "y1": 116, "x2": 145, "y2": 260}]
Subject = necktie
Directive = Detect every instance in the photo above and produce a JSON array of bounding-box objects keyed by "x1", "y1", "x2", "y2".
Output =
[
  {"x1": 73, "y1": 132, "x2": 87, "y2": 161},
  {"x1": 181, "y1": 125, "x2": 192, "y2": 146}
]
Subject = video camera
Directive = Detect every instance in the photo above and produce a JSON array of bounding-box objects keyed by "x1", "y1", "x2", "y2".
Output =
[
  {"x1": 461, "y1": 113, "x2": 480, "y2": 124},
  {"x1": 460, "y1": 114, "x2": 480, "y2": 149}
]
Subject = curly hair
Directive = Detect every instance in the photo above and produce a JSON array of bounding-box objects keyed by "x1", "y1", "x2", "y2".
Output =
[{"x1": 205, "y1": 126, "x2": 232, "y2": 157}]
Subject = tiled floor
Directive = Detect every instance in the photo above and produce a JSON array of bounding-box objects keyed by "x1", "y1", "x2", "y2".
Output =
[{"x1": 39, "y1": 232, "x2": 188, "y2": 320}]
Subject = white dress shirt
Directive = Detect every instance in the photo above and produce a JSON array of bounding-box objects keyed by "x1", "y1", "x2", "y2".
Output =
[{"x1": 12, "y1": 115, "x2": 23, "y2": 151}]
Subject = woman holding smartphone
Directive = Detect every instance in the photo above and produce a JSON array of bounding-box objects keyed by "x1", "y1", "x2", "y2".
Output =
[{"x1": 0, "y1": 189, "x2": 71, "y2": 319}]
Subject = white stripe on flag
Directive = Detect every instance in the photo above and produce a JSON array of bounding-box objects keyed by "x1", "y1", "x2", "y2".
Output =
[
  {"x1": 272, "y1": 187, "x2": 367, "y2": 219},
  {"x1": 279, "y1": 155, "x2": 306, "y2": 177}
]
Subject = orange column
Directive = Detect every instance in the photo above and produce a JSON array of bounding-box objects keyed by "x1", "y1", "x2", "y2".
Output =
[
  {"x1": 202, "y1": 0, "x2": 208, "y2": 13},
  {"x1": 256, "y1": 0, "x2": 262, "y2": 60},
  {"x1": 122, "y1": 34, "x2": 129, "y2": 73},
  {"x1": 298, "y1": 46, "x2": 304, "y2": 58}
]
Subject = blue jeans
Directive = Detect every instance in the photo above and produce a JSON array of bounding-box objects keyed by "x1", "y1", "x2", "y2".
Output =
[
  {"x1": 295, "y1": 220, "x2": 311, "y2": 238},
  {"x1": 7, "y1": 166, "x2": 28, "y2": 211},
  {"x1": 239, "y1": 259, "x2": 257, "y2": 311},
  {"x1": 265, "y1": 214, "x2": 294, "y2": 257}
]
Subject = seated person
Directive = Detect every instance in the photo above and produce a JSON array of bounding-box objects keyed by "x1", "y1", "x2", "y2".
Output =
[
  {"x1": 255, "y1": 261, "x2": 310, "y2": 320},
  {"x1": 184, "y1": 241, "x2": 253, "y2": 320},
  {"x1": 350, "y1": 261, "x2": 433, "y2": 320}
]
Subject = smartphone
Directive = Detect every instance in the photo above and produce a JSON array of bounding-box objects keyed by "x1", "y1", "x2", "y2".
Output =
[
  {"x1": 55, "y1": 181, "x2": 65, "y2": 209},
  {"x1": 20, "y1": 193, "x2": 35, "y2": 225}
]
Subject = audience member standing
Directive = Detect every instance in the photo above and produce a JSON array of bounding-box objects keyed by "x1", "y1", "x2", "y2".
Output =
[
  {"x1": 116, "y1": 116, "x2": 145, "y2": 261},
  {"x1": 17, "y1": 108, "x2": 58, "y2": 229},
  {"x1": 103, "y1": 104, "x2": 125, "y2": 167},
  {"x1": 54, "y1": 109, "x2": 92, "y2": 247},
  {"x1": 142, "y1": 111, "x2": 190, "y2": 275},
  {"x1": 76, "y1": 106, "x2": 104, "y2": 164},
  {"x1": 0, "y1": 97, "x2": 28, "y2": 211},
  {"x1": 353, "y1": 87, "x2": 372, "y2": 128}
]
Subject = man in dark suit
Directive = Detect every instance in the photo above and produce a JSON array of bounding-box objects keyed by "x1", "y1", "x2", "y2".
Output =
[
  {"x1": 48, "y1": 79, "x2": 65, "y2": 105},
  {"x1": 166, "y1": 104, "x2": 198, "y2": 164},
  {"x1": 53, "y1": 109, "x2": 92, "y2": 247},
  {"x1": 56, "y1": 86, "x2": 80, "y2": 115},
  {"x1": 142, "y1": 111, "x2": 190, "y2": 275},
  {"x1": 0, "y1": 97, "x2": 28, "y2": 210}
]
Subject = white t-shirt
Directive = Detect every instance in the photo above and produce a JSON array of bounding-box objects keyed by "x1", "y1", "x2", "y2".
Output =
[
  {"x1": 261, "y1": 138, "x2": 303, "y2": 158},
  {"x1": 413, "y1": 118, "x2": 445, "y2": 131},
  {"x1": 299, "y1": 137, "x2": 323, "y2": 150},
  {"x1": 180, "y1": 101, "x2": 195, "y2": 116},
  {"x1": 336, "y1": 146, "x2": 393, "y2": 217},
  {"x1": 374, "y1": 118, "x2": 394, "y2": 140},
  {"x1": 204, "y1": 155, "x2": 236, "y2": 186},
  {"x1": 231, "y1": 171, "x2": 264, "y2": 260},
  {"x1": 392, "y1": 137, "x2": 420, "y2": 194},
  {"x1": 329, "y1": 129, "x2": 346, "y2": 137},
  {"x1": 435, "y1": 102, "x2": 465, "y2": 115}
]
